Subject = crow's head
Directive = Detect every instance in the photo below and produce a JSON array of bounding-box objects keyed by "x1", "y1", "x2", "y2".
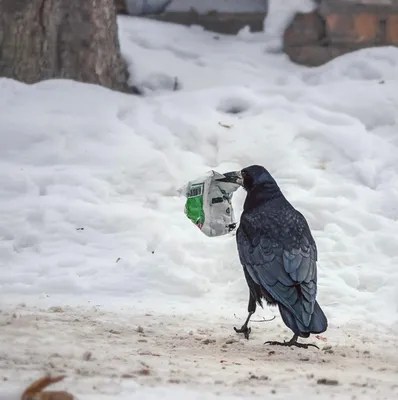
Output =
[
  {"x1": 241, "y1": 165, "x2": 276, "y2": 191},
  {"x1": 217, "y1": 165, "x2": 276, "y2": 192}
]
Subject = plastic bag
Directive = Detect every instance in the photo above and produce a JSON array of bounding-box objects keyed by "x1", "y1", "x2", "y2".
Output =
[{"x1": 182, "y1": 170, "x2": 241, "y2": 237}]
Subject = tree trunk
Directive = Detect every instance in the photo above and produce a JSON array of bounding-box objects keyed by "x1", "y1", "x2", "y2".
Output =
[{"x1": 0, "y1": 0, "x2": 129, "y2": 92}]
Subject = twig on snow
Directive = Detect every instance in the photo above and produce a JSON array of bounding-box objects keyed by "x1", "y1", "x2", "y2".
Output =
[{"x1": 234, "y1": 314, "x2": 276, "y2": 323}]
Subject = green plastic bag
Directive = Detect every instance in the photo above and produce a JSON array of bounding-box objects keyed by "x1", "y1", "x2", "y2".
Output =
[{"x1": 183, "y1": 170, "x2": 240, "y2": 237}]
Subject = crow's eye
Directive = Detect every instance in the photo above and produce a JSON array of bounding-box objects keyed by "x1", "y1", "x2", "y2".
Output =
[{"x1": 242, "y1": 171, "x2": 247, "y2": 177}]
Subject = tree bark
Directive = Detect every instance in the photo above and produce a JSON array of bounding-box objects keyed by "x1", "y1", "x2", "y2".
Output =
[{"x1": 0, "y1": 0, "x2": 129, "y2": 92}]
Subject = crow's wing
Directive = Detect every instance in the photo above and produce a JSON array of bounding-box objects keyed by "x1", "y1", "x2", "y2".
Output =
[{"x1": 237, "y1": 209, "x2": 317, "y2": 327}]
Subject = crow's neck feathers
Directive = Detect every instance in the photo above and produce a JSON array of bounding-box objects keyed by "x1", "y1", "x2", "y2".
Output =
[{"x1": 243, "y1": 182, "x2": 284, "y2": 212}]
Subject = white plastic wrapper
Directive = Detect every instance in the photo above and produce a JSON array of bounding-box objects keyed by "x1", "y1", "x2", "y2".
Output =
[{"x1": 182, "y1": 170, "x2": 241, "y2": 237}]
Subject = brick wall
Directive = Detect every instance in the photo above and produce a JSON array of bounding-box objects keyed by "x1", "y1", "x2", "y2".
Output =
[{"x1": 284, "y1": 0, "x2": 398, "y2": 66}]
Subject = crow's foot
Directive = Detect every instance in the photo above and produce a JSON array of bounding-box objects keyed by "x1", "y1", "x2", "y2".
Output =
[
  {"x1": 234, "y1": 311, "x2": 254, "y2": 340},
  {"x1": 264, "y1": 334, "x2": 319, "y2": 349},
  {"x1": 234, "y1": 325, "x2": 251, "y2": 340}
]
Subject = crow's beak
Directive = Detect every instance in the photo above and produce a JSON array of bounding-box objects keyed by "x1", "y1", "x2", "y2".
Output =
[{"x1": 217, "y1": 171, "x2": 243, "y2": 186}]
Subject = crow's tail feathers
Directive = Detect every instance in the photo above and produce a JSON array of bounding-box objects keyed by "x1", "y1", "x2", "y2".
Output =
[
  {"x1": 309, "y1": 301, "x2": 328, "y2": 334},
  {"x1": 278, "y1": 301, "x2": 328, "y2": 338}
]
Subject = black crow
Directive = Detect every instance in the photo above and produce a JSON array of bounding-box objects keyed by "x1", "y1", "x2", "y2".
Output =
[{"x1": 219, "y1": 165, "x2": 328, "y2": 349}]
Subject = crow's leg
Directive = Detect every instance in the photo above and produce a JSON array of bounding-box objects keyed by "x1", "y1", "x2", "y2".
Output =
[
  {"x1": 264, "y1": 334, "x2": 319, "y2": 349},
  {"x1": 234, "y1": 312, "x2": 253, "y2": 339},
  {"x1": 234, "y1": 292, "x2": 256, "y2": 340}
]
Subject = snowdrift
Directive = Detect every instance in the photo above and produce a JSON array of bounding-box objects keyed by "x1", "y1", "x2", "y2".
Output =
[{"x1": 0, "y1": 17, "x2": 398, "y2": 333}]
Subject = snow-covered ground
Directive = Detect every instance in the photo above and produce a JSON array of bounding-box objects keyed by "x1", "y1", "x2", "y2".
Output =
[
  {"x1": 1, "y1": 306, "x2": 398, "y2": 400},
  {"x1": 1, "y1": 6, "x2": 398, "y2": 400}
]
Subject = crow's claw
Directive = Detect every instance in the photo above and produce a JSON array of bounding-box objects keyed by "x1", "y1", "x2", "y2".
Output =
[
  {"x1": 264, "y1": 339, "x2": 319, "y2": 350},
  {"x1": 234, "y1": 325, "x2": 251, "y2": 340}
]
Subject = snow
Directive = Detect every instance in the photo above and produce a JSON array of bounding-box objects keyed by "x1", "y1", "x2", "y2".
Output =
[
  {"x1": 264, "y1": 0, "x2": 316, "y2": 52},
  {"x1": 1, "y1": 307, "x2": 398, "y2": 400},
  {"x1": 1, "y1": 4, "x2": 398, "y2": 400}
]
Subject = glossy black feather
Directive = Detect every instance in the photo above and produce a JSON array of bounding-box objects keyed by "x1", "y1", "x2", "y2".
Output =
[{"x1": 236, "y1": 165, "x2": 327, "y2": 337}]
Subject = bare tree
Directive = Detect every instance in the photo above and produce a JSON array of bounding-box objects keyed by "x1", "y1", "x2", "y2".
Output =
[{"x1": 0, "y1": 0, "x2": 129, "y2": 92}]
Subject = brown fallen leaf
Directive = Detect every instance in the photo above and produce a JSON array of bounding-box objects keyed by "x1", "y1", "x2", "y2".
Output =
[{"x1": 21, "y1": 375, "x2": 74, "y2": 400}]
